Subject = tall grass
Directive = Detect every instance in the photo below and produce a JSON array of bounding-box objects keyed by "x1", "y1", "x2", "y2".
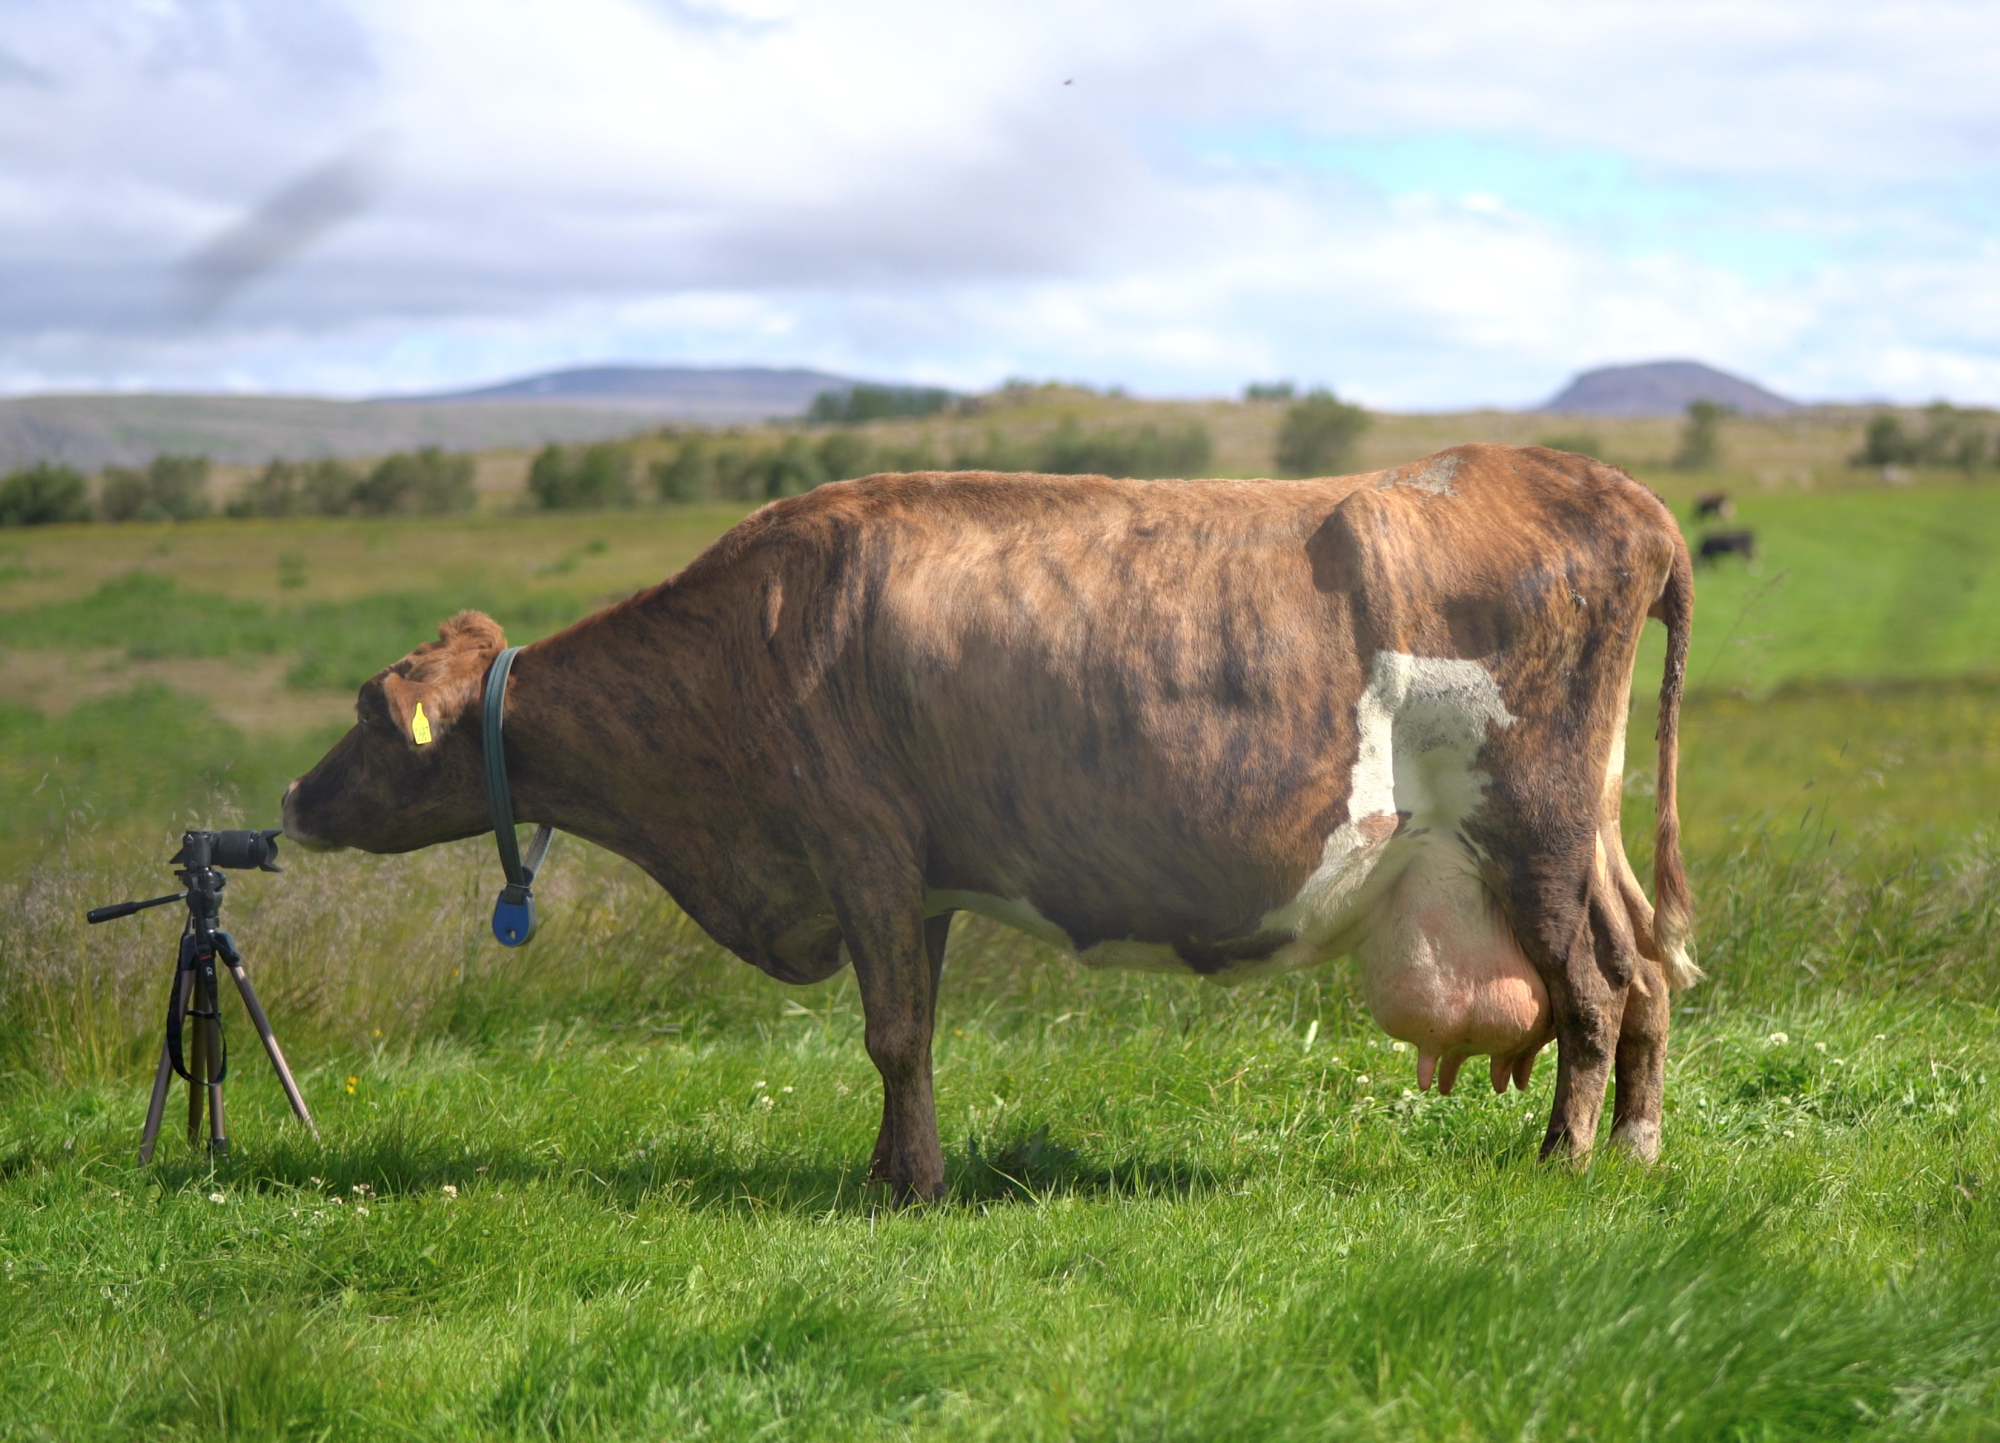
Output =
[{"x1": 6, "y1": 820, "x2": 1995, "y2": 1093}]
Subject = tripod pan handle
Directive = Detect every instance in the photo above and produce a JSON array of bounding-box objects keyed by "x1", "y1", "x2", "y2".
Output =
[{"x1": 86, "y1": 892, "x2": 185, "y2": 924}]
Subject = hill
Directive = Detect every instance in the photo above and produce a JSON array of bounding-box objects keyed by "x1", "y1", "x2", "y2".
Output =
[
  {"x1": 1542, "y1": 360, "x2": 1799, "y2": 416},
  {"x1": 391, "y1": 364, "x2": 858, "y2": 415},
  {"x1": 0, "y1": 366, "x2": 865, "y2": 471}
]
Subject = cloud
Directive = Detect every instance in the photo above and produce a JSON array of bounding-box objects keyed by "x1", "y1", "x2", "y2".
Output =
[
  {"x1": 179, "y1": 141, "x2": 389, "y2": 319},
  {"x1": 2, "y1": 0, "x2": 1999, "y2": 404}
]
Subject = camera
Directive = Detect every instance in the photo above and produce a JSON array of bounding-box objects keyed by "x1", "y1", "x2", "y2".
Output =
[{"x1": 170, "y1": 829, "x2": 282, "y2": 872}]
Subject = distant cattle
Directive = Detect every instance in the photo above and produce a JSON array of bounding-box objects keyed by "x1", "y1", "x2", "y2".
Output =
[
  {"x1": 1698, "y1": 529, "x2": 1757, "y2": 565},
  {"x1": 1694, "y1": 491, "x2": 1734, "y2": 521},
  {"x1": 284, "y1": 444, "x2": 1696, "y2": 1199}
]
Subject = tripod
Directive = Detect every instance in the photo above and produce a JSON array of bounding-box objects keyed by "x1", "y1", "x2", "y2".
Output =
[{"x1": 87, "y1": 831, "x2": 318, "y2": 1162}]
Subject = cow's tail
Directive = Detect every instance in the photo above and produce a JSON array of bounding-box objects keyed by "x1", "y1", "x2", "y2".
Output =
[{"x1": 1651, "y1": 534, "x2": 1699, "y2": 988}]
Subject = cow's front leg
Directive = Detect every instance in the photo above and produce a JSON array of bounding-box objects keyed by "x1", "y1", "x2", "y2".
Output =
[{"x1": 863, "y1": 910, "x2": 952, "y2": 1194}]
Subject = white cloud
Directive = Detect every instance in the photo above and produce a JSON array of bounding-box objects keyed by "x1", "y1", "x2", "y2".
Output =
[{"x1": 3, "y1": 0, "x2": 1999, "y2": 403}]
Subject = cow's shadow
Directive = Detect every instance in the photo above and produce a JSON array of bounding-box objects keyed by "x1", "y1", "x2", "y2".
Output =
[{"x1": 130, "y1": 1120, "x2": 1229, "y2": 1215}]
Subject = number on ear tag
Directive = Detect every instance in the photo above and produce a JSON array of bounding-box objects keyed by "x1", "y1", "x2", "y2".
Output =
[{"x1": 412, "y1": 703, "x2": 432, "y2": 745}]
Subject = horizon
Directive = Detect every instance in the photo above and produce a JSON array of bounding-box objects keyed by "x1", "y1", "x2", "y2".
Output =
[{"x1": 0, "y1": 358, "x2": 1920, "y2": 415}]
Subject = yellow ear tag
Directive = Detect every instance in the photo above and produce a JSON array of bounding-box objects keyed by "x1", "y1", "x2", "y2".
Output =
[{"x1": 412, "y1": 703, "x2": 432, "y2": 745}]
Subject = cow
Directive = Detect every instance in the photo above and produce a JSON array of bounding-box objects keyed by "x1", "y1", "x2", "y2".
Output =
[
  {"x1": 283, "y1": 443, "x2": 1696, "y2": 1200},
  {"x1": 1694, "y1": 490, "x2": 1733, "y2": 522},
  {"x1": 1698, "y1": 529, "x2": 1757, "y2": 565}
]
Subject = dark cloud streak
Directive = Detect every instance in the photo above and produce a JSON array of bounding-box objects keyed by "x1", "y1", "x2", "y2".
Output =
[{"x1": 178, "y1": 141, "x2": 388, "y2": 321}]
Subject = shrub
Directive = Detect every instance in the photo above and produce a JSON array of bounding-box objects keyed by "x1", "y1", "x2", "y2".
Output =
[
  {"x1": 148, "y1": 454, "x2": 213, "y2": 519},
  {"x1": 228, "y1": 459, "x2": 302, "y2": 518},
  {"x1": 948, "y1": 418, "x2": 1211, "y2": 479},
  {"x1": 98, "y1": 454, "x2": 212, "y2": 521},
  {"x1": 1243, "y1": 381, "x2": 1295, "y2": 402},
  {"x1": 1852, "y1": 412, "x2": 1915, "y2": 468},
  {"x1": 1035, "y1": 416, "x2": 1212, "y2": 478},
  {"x1": 97, "y1": 467, "x2": 149, "y2": 522},
  {"x1": 815, "y1": 430, "x2": 874, "y2": 482},
  {"x1": 807, "y1": 385, "x2": 954, "y2": 425},
  {"x1": 764, "y1": 435, "x2": 828, "y2": 497},
  {"x1": 650, "y1": 436, "x2": 713, "y2": 503},
  {"x1": 528, "y1": 443, "x2": 632, "y2": 510},
  {"x1": 0, "y1": 462, "x2": 92, "y2": 527},
  {"x1": 1672, "y1": 400, "x2": 1731, "y2": 471},
  {"x1": 302, "y1": 460, "x2": 361, "y2": 516},
  {"x1": 1537, "y1": 432, "x2": 1603, "y2": 459},
  {"x1": 1913, "y1": 403, "x2": 1993, "y2": 476},
  {"x1": 358, "y1": 447, "x2": 477, "y2": 515},
  {"x1": 1275, "y1": 389, "x2": 1369, "y2": 476},
  {"x1": 651, "y1": 431, "x2": 868, "y2": 504}
]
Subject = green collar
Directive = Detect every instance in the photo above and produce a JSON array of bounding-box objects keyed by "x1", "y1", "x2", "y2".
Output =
[{"x1": 483, "y1": 645, "x2": 553, "y2": 946}]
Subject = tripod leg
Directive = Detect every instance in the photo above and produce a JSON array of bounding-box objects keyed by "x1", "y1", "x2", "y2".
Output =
[
  {"x1": 136, "y1": 972, "x2": 188, "y2": 1165},
  {"x1": 227, "y1": 964, "x2": 318, "y2": 1139},
  {"x1": 186, "y1": 1000, "x2": 207, "y2": 1149},
  {"x1": 200, "y1": 968, "x2": 228, "y2": 1157}
]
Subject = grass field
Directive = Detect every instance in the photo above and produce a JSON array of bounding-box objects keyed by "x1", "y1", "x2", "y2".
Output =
[{"x1": 2, "y1": 446, "x2": 1998, "y2": 1439}]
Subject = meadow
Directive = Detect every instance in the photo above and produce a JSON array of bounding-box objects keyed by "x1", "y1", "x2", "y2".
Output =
[{"x1": 1, "y1": 433, "x2": 1997, "y2": 1438}]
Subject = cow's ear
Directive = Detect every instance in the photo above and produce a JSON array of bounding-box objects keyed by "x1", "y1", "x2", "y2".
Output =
[{"x1": 378, "y1": 611, "x2": 507, "y2": 752}]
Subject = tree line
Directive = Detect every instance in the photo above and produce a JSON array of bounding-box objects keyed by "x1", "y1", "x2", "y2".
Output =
[
  {"x1": 0, "y1": 448, "x2": 477, "y2": 528},
  {"x1": 1851, "y1": 403, "x2": 1999, "y2": 475},
  {"x1": 0, "y1": 386, "x2": 1377, "y2": 526}
]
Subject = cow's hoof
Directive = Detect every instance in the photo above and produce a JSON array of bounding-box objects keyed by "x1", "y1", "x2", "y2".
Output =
[
  {"x1": 1537, "y1": 1128, "x2": 1594, "y2": 1169},
  {"x1": 1608, "y1": 1119, "x2": 1661, "y2": 1163},
  {"x1": 866, "y1": 1162, "x2": 945, "y2": 1206},
  {"x1": 870, "y1": 1177, "x2": 945, "y2": 1207}
]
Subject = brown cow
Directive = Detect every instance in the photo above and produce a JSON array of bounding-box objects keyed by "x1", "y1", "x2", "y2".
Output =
[{"x1": 283, "y1": 444, "x2": 1696, "y2": 1199}]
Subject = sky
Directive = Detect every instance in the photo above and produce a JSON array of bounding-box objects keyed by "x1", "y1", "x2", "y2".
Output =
[{"x1": 3, "y1": 0, "x2": 2000, "y2": 409}]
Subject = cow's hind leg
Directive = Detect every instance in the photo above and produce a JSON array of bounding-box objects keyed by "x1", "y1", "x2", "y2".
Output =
[
  {"x1": 1499, "y1": 847, "x2": 1626, "y2": 1164},
  {"x1": 1540, "y1": 866, "x2": 1660, "y2": 1162},
  {"x1": 1609, "y1": 950, "x2": 1669, "y2": 1161}
]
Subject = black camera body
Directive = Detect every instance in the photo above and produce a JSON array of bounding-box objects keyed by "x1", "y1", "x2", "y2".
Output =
[{"x1": 171, "y1": 829, "x2": 282, "y2": 873}]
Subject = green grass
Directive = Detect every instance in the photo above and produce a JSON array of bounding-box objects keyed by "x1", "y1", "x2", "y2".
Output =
[
  {"x1": 4, "y1": 481, "x2": 2000, "y2": 1438},
  {"x1": 0, "y1": 570, "x2": 603, "y2": 693},
  {"x1": 1657, "y1": 484, "x2": 2000, "y2": 691},
  {"x1": 0, "y1": 686, "x2": 340, "y2": 870},
  {"x1": 2, "y1": 835, "x2": 1996, "y2": 1441}
]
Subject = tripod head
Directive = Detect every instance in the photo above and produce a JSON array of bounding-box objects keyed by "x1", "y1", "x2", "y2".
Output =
[{"x1": 86, "y1": 829, "x2": 282, "y2": 925}]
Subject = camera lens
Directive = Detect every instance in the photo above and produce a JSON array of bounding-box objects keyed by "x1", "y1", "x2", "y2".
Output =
[{"x1": 209, "y1": 830, "x2": 279, "y2": 870}]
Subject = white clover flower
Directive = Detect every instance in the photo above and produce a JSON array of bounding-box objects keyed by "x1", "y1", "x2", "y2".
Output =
[{"x1": 1767, "y1": 1031, "x2": 1789, "y2": 1045}]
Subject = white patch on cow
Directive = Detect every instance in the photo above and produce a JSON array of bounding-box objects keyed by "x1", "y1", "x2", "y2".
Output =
[
  {"x1": 1378, "y1": 453, "x2": 1461, "y2": 498},
  {"x1": 1261, "y1": 651, "x2": 1513, "y2": 967}
]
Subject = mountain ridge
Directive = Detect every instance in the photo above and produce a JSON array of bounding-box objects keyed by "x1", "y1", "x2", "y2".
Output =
[{"x1": 1541, "y1": 360, "x2": 1798, "y2": 416}]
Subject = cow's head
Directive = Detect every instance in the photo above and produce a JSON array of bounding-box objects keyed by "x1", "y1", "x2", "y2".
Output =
[{"x1": 283, "y1": 611, "x2": 506, "y2": 852}]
